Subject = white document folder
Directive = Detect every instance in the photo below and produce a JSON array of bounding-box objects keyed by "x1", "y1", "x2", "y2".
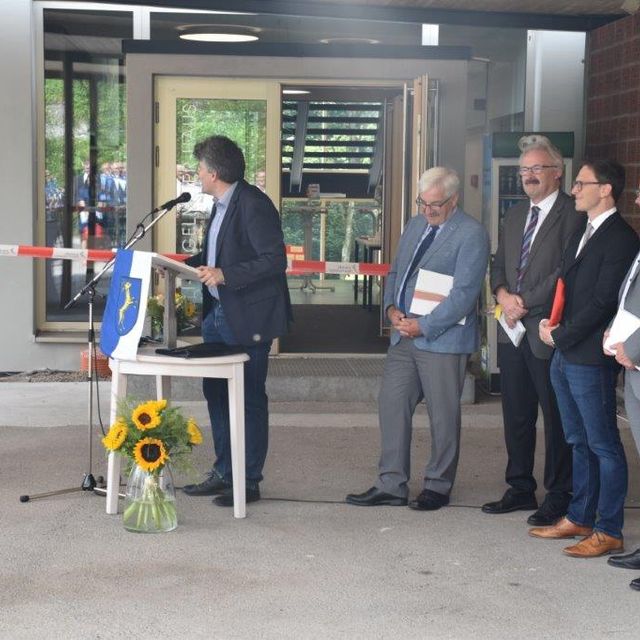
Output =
[
  {"x1": 497, "y1": 311, "x2": 526, "y2": 347},
  {"x1": 604, "y1": 308, "x2": 640, "y2": 359},
  {"x1": 409, "y1": 269, "x2": 465, "y2": 325}
]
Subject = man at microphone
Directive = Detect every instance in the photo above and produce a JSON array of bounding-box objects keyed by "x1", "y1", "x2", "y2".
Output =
[{"x1": 182, "y1": 135, "x2": 293, "y2": 507}]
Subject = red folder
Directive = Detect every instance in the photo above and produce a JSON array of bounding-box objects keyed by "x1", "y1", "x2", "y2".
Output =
[{"x1": 549, "y1": 278, "x2": 565, "y2": 326}]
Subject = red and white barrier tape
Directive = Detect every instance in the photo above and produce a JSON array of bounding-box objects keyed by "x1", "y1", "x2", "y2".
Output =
[
  {"x1": 287, "y1": 258, "x2": 389, "y2": 277},
  {"x1": 0, "y1": 244, "x2": 187, "y2": 263},
  {"x1": 0, "y1": 244, "x2": 390, "y2": 277}
]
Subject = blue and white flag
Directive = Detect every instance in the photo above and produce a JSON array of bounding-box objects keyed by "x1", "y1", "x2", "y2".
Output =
[{"x1": 100, "y1": 250, "x2": 152, "y2": 360}]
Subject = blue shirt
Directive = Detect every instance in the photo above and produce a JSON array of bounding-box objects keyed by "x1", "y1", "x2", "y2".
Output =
[{"x1": 206, "y1": 181, "x2": 238, "y2": 299}]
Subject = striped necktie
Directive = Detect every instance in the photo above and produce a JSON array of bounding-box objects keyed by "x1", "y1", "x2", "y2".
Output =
[
  {"x1": 515, "y1": 205, "x2": 540, "y2": 293},
  {"x1": 398, "y1": 225, "x2": 438, "y2": 313}
]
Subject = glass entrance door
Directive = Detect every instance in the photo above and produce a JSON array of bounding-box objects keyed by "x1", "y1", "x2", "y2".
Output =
[{"x1": 154, "y1": 77, "x2": 280, "y2": 339}]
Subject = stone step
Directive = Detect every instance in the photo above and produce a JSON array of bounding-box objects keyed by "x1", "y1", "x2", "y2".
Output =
[{"x1": 126, "y1": 356, "x2": 476, "y2": 404}]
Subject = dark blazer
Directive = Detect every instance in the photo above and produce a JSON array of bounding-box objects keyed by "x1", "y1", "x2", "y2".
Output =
[
  {"x1": 491, "y1": 191, "x2": 582, "y2": 359},
  {"x1": 186, "y1": 179, "x2": 293, "y2": 346},
  {"x1": 553, "y1": 211, "x2": 639, "y2": 366}
]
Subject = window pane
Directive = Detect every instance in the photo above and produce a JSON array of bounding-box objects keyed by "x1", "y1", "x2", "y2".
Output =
[
  {"x1": 43, "y1": 9, "x2": 131, "y2": 323},
  {"x1": 173, "y1": 97, "x2": 267, "y2": 337}
]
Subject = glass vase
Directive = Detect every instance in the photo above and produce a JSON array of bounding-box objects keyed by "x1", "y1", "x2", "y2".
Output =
[{"x1": 123, "y1": 464, "x2": 177, "y2": 533}]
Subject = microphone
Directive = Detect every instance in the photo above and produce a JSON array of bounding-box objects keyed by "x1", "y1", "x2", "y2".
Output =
[{"x1": 154, "y1": 192, "x2": 191, "y2": 212}]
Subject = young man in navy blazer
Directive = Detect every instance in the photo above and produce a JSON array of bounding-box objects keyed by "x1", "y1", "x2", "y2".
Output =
[
  {"x1": 532, "y1": 160, "x2": 639, "y2": 556},
  {"x1": 183, "y1": 136, "x2": 292, "y2": 507}
]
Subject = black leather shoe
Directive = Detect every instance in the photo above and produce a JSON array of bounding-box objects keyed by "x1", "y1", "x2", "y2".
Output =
[
  {"x1": 482, "y1": 490, "x2": 538, "y2": 514},
  {"x1": 631, "y1": 577, "x2": 640, "y2": 591},
  {"x1": 214, "y1": 485, "x2": 261, "y2": 507},
  {"x1": 408, "y1": 489, "x2": 449, "y2": 511},
  {"x1": 526, "y1": 500, "x2": 568, "y2": 526},
  {"x1": 345, "y1": 487, "x2": 407, "y2": 507},
  {"x1": 183, "y1": 470, "x2": 231, "y2": 496},
  {"x1": 608, "y1": 548, "x2": 640, "y2": 570}
]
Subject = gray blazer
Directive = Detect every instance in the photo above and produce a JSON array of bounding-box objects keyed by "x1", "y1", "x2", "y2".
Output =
[
  {"x1": 491, "y1": 191, "x2": 582, "y2": 359},
  {"x1": 384, "y1": 207, "x2": 490, "y2": 354},
  {"x1": 618, "y1": 253, "x2": 640, "y2": 399},
  {"x1": 619, "y1": 255, "x2": 640, "y2": 362}
]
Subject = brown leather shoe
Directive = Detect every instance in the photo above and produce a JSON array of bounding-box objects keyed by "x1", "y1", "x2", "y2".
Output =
[
  {"x1": 528, "y1": 516, "x2": 593, "y2": 539},
  {"x1": 563, "y1": 531, "x2": 624, "y2": 558}
]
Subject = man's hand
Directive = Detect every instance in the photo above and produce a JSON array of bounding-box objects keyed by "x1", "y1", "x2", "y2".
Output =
[
  {"x1": 539, "y1": 318, "x2": 558, "y2": 347},
  {"x1": 196, "y1": 266, "x2": 225, "y2": 287},
  {"x1": 387, "y1": 305, "x2": 406, "y2": 328},
  {"x1": 603, "y1": 330, "x2": 615, "y2": 356},
  {"x1": 396, "y1": 317, "x2": 422, "y2": 338},
  {"x1": 613, "y1": 341, "x2": 636, "y2": 370},
  {"x1": 496, "y1": 287, "x2": 528, "y2": 328}
]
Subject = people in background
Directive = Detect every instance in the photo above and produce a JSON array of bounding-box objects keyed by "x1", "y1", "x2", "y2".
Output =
[
  {"x1": 254, "y1": 169, "x2": 266, "y2": 192},
  {"x1": 346, "y1": 167, "x2": 489, "y2": 511},
  {"x1": 76, "y1": 199, "x2": 105, "y2": 248}
]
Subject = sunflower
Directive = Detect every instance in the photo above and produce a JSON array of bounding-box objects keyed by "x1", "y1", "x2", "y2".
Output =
[
  {"x1": 186, "y1": 418, "x2": 203, "y2": 445},
  {"x1": 131, "y1": 401, "x2": 161, "y2": 431},
  {"x1": 133, "y1": 437, "x2": 169, "y2": 472},
  {"x1": 150, "y1": 399, "x2": 167, "y2": 413},
  {"x1": 102, "y1": 420, "x2": 128, "y2": 451}
]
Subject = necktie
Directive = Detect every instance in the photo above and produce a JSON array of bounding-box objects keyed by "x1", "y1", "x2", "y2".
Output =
[
  {"x1": 576, "y1": 222, "x2": 594, "y2": 257},
  {"x1": 398, "y1": 225, "x2": 438, "y2": 313},
  {"x1": 515, "y1": 205, "x2": 540, "y2": 293}
]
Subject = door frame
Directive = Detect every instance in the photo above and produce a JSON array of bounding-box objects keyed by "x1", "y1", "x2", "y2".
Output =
[{"x1": 152, "y1": 75, "x2": 431, "y2": 352}]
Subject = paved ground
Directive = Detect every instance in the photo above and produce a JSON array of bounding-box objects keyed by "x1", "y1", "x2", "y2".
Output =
[{"x1": 1, "y1": 382, "x2": 640, "y2": 639}]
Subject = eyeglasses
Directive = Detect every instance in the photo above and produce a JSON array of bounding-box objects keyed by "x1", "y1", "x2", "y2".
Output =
[
  {"x1": 571, "y1": 180, "x2": 603, "y2": 192},
  {"x1": 415, "y1": 194, "x2": 452, "y2": 211},
  {"x1": 518, "y1": 165, "x2": 558, "y2": 176}
]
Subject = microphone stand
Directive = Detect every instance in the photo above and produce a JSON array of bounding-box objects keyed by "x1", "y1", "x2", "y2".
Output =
[{"x1": 19, "y1": 201, "x2": 181, "y2": 503}]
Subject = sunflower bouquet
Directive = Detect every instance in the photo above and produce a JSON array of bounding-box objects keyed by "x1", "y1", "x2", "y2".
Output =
[{"x1": 102, "y1": 398, "x2": 203, "y2": 532}]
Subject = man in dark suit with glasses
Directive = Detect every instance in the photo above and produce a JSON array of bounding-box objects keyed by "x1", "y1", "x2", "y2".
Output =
[{"x1": 482, "y1": 135, "x2": 582, "y2": 526}]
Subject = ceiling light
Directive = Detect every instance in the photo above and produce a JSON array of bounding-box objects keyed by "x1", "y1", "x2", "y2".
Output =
[
  {"x1": 152, "y1": 9, "x2": 257, "y2": 15},
  {"x1": 283, "y1": 89, "x2": 310, "y2": 95},
  {"x1": 178, "y1": 24, "x2": 260, "y2": 43},
  {"x1": 180, "y1": 32, "x2": 258, "y2": 42},
  {"x1": 319, "y1": 37, "x2": 380, "y2": 45},
  {"x1": 421, "y1": 24, "x2": 439, "y2": 46}
]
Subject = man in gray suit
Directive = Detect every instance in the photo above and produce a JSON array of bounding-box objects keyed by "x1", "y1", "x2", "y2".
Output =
[
  {"x1": 482, "y1": 135, "x2": 582, "y2": 525},
  {"x1": 606, "y1": 181, "x2": 640, "y2": 589},
  {"x1": 346, "y1": 167, "x2": 489, "y2": 510}
]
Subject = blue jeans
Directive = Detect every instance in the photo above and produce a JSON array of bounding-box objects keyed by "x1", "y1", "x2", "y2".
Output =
[
  {"x1": 202, "y1": 300, "x2": 272, "y2": 486},
  {"x1": 550, "y1": 351, "x2": 627, "y2": 538}
]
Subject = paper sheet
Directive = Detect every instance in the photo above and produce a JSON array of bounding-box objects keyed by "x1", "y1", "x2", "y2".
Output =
[
  {"x1": 495, "y1": 307, "x2": 526, "y2": 347},
  {"x1": 604, "y1": 308, "x2": 640, "y2": 356},
  {"x1": 409, "y1": 269, "x2": 465, "y2": 325}
]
